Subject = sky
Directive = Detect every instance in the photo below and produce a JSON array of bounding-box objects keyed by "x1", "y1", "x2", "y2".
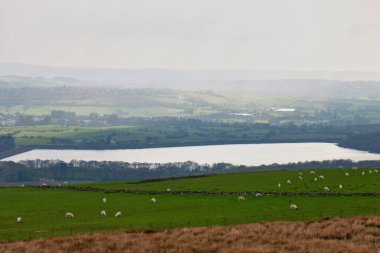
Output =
[{"x1": 0, "y1": 0, "x2": 379, "y2": 71}]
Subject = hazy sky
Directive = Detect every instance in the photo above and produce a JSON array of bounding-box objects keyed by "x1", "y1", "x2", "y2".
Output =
[{"x1": 0, "y1": 0, "x2": 379, "y2": 70}]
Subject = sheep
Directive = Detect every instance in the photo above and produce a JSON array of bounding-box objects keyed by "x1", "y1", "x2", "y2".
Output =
[
  {"x1": 287, "y1": 180, "x2": 291, "y2": 184},
  {"x1": 298, "y1": 172, "x2": 303, "y2": 176},
  {"x1": 238, "y1": 196, "x2": 245, "y2": 201},
  {"x1": 298, "y1": 176, "x2": 303, "y2": 181},
  {"x1": 101, "y1": 210, "x2": 107, "y2": 216},
  {"x1": 65, "y1": 212, "x2": 74, "y2": 218},
  {"x1": 290, "y1": 204, "x2": 298, "y2": 210},
  {"x1": 362, "y1": 172, "x2": 365, "y2": 176},
  {"x1": 339, "y1": 184, "x2": 343, "y2": 189},
  {"x1": 151, "y1": 197, "x2": 157, "y2": 203},
  {"x1": 314, "y1": 177, "x2": 318, "y2": 182},
  {"x1": 369, "y1": 170, "x2": 373, "y2": 174},
  {"x1": 310, "y1": 170, "x2": 316, "y2": 174},
  {"x1": 323, "y1": 186, "x2": 330, "y2": 192},
  {"x1": 255, "y1": 193, "x2": 263, "y2": 198},
  {"x1": 115, "y1": 211, "x2": 122, "y2": 218},
  {"x1": 16, "y1": 217, "x2": 22, "y2": 223},
  {"x1": 352, "y1": 167, "x2": 358, "y2": 171},
  {"x1": 102, "y1": 197, "x2": 107, "y2": 204},
  {"x1": 166, "y1": 188, "x2": 172, "y2": 192},
  {"x1": 18, "y1": 184, "x2": 25, "y2": 188},
  {"x1": 277, "y1": 183, "x2": 281, "y2": 188},
  {"x1": 319, "y1": 175, "x2": 325, "y2": 180},
  {"x1": 374, "y1": 169, "x2": 378, "y2": 173},
  {"x1": 345, "y1": 172, "x2": 349, "y2": 177}
]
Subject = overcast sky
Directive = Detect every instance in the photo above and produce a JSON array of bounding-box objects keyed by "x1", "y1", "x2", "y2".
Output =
[{"x1": 0, "y1": 0, "x2": 379, "y2": 71}]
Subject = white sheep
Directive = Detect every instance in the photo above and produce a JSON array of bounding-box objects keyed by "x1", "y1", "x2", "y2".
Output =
[
  {"x1": 352, "y1": 167, "x2": 358, "y2": 171},
  {"x1": 298, "y1": 176, "x2": 303, "y2": 181},
  {"x1": 277, "y1": 183, "x2": 281, "y2": 188},
  {"x1": 65, "y1": 212, "x2": 74, "y2": 218},
  {"x1": 314, "y1": 177, "x2": 318, "y2": 182},
  {"x1": 339, "y1": 184, "x2": 343, "y2": 189},
  {"x1": 298, "y1": 172, "x2": 303, "y2": 176},
  {"x1": 151, "y1": 197, "x2": 157, "y2": 203},
  {"x1": 238, "y1": 196, "x2": 245, "y2": 201},
  {"x1": 319, "y1": 175, "x2": 325, "y2": 180},
  {"x1": 102, "y1": 197, "x2": 107, "y2": 204},
  {"x1": 362, "y1": 171, "x2": 365, "y2": 176},
  {"x1": 16, "y1": 217, "x2": 22, "y2": 223},
  {"x1": 63, "y1": 182, "x2": 68, "y2": 185},
  {"x1": 345, "y1": 172, "x2": 349, "y2": 177},
  {"x1": 287, "y1": 180, "x2": 292, "y2": 184},
  {"x1": 166, "y1": 188, "x2": 172, "y2": 192},
  {"x1": 374, "y1": 169, "x2": 378, "y2": 173},
  {"x1": 255, "y1": 193, "x2": 263, "y2": 198},
  {"x1": 115, "y1": 211, "x2": 122, "y2": 218},
  {"x1": 290, "y1": 204, "x2": 298, "y2": 210},
  {"x1": 323, "y1": 186, "x2": 330, "y2": 192},
  {"x1": 369, "y1": 170, "x2": 373, "y2": 174},
  {"x1": 101, "y1": 210, "x2": 107, "y2": 216},
  {"x1": 310, "y1": 170, "x2": 316, "y2": 174}
]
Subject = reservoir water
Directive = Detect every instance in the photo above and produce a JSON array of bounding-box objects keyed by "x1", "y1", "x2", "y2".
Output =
[{"x1": 3, "y1": 143, "x2": 380, "y2": 166}]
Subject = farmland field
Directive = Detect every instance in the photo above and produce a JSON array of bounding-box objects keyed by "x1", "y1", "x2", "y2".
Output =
[{"x1": 0, "y1": 168, "x2": 379, "y2": 241}]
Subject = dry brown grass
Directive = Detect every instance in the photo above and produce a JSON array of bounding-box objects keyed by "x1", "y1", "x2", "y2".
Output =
[{"x1": 0, "y1": 216, "x2": 379, "y2": 253}]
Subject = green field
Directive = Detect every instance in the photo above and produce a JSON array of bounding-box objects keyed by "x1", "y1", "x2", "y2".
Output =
[
  {"x1": 0, "y1": 168, "x2": 379, "y2": 241},
  {"x1": 82, "y1": 168, "x2": 380, "y2": 194}
]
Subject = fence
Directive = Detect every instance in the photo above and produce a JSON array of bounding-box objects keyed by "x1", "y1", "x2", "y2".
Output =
[{"x1": 1, "y1": 208, "x2": 379, "y2": 242}]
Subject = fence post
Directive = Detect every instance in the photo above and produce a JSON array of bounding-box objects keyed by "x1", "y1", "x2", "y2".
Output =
[
  {"x1": 245, "y1": 216, "x2": 248, "y2": 223},
  {"x1": 188, "y1": 220, "x2": 191, "y2": 227},
  {"x1": 8, "y1": 232, "x2": 10, "y2": 241},
  {"x1": 169, "y1": 222, "x2": 172, "y2": 229},
  {"x1": 149, "y1": 222, "x2": 152, "y2": 229},
  {"x1": 29, "y1": 229, "x2": 32, "y2": 239}
]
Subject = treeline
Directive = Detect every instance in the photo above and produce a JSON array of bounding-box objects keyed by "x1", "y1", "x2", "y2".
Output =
[
  {"x1": 0, "y1": 135, "x2": 15, "y2": 152},
  {"x1": 1, "y1": 159, "x2": 380, "y2": 183}
]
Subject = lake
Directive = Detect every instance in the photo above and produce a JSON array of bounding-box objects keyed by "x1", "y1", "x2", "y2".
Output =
[{"x1": 3, "y1": 143, "x2": 380, "y2": 166}]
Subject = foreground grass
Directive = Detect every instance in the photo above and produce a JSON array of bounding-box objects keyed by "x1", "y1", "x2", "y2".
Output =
[
  {"x1": 81, "y1": 168, "x2": 380, "y2": 193},
  {"x1": 0, "y1": 216, "x2": 379, "y2": 253},
  {"x1": 0, "y1": 187, "x2": 379, "y2": 241}
]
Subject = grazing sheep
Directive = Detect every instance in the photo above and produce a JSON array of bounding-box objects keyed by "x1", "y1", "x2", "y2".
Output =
[
  {"x1": 101, "y1": 210, "x2": 106, "y2": 216},
  {"x1": 310, "y1": 170, "x2": 316, "y2": 174},
  {"x1": 374, "y1": 169, "x2": 379, "y2": 173},
  {"x1": 18, "y1": 184, "x2": 25, "y2": 188},
  {"x1": 166, "y1": 188, "x2": 172, "y2": 192},
  {"x1": 151, "y1": 197, "x2": 157, "y2": 203},
  {"x1": 238, "y1": 196, "x2": 245, "y2": 201},
  {"x1": 287, "y1": 180, "x2": 291, "y2": 184},
  {"x1": 323, "y1": 186, "x2": 330, "y2": 192},
  {"x1": 255, "y1": 193, "x2": 263, "y2": 198},
  {"x1": 314, "y1": 177, "x2": 318, "y2": 182},
  {"x1": 345, "y1": 172, "x2": 349, "y2": 177},
  {"x1": 16, "y1": 217, "x2": 22, "y2": 223},
  {"x1": 115, "y1": 212, "x2": 122, "y2": 218},
  {"x1": 369, "y1": 170, "x2": 373, "y2": 174},
  {"x1": 298, "y1": 176, "x2": 303, "y2": 180},
  {"x1": 362, "y1": 172, "x2": 365, "y2": 176},
  {"x1": 319, "y1": 175, "x2": 325, "y2": 180},
  {"x1": 277, "y1": 183, "x2": 281, "y2": 188},
  {"x1": 298, "y1": 172, "x2": 303, "y2": 176},
  {"x1": 102, "y1": 197, "x2": 107, "y2": 204},
  {"x1": 352, "y1": 167, "x2": 358, "y2": 171},
  {"x1": 290, "y1": 204, "x2": 298, "y2": 210},
  {"x1": 339, "y1": 184, "x2": 343, "y2": 189},
  {"x1": 65, "y1": 212, "x2": 74, "y2": 218},
  {"x1": 42, "y1": 183, "x2": 47, "y2": 186},
  {"x1": 63, "y1": 182, "x2": 68, "y2": 185}
]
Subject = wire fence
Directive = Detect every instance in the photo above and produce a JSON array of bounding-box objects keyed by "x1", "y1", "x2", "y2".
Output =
[{"x1": 1, "y1": 208, "x2": 379, "y2": 242}]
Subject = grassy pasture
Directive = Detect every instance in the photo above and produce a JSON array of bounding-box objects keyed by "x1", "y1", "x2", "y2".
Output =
[
  {"x1": 0, "y1": 168, "x2": 379, "y2": 241},
  {"x1": 82, "y1": 168, "x2": 380, "y2": 194}
]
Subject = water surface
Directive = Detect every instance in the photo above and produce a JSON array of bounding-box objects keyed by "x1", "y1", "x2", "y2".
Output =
[{"x1": 3, "y1": 143, "x2": 380, "y2": 166}]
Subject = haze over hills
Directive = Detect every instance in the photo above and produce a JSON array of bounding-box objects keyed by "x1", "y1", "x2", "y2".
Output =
[{"x1": 1, "y1": 63, "x2": 380, "y2": 100}]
